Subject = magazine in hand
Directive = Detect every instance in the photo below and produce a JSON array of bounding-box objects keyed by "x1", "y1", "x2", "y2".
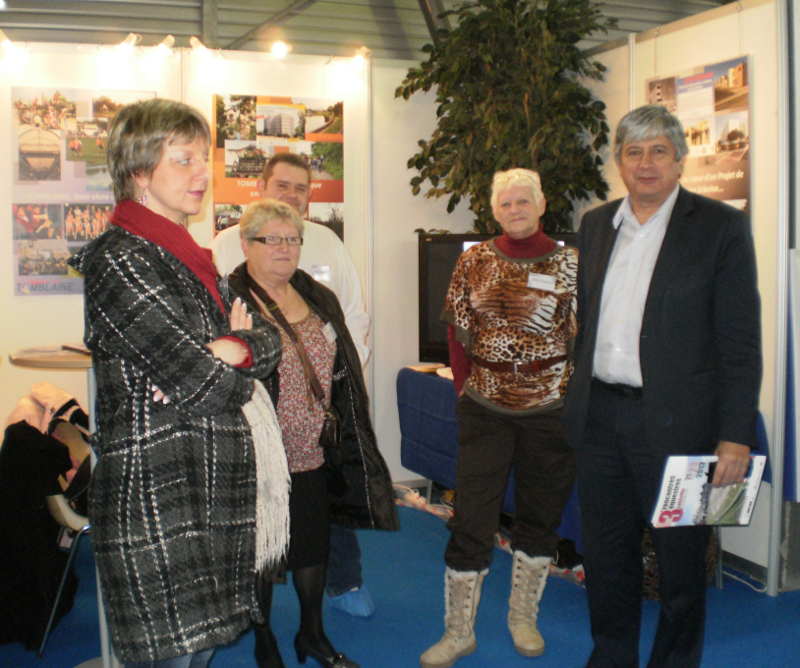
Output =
[{"x1": 651, "y1": 454, "x2": 766, "y2": 528}]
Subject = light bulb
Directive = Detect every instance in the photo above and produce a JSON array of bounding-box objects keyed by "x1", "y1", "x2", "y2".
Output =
[
  {"x1": 157, "y1": 35, "x2": 175, "y2": 56},
  {"x1": 118, "y1": 32, "x2": 141, "y2": 53},
  {"x1": 272, "y1": 41, "x2": 290, "y2": 58},
  {"x1": 190, "y1": 36, "x2": 207, "y2": 53}
]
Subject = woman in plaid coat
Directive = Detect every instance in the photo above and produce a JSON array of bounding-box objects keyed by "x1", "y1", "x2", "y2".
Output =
[{"x1": 69, "y1": 99, "x2": 288, "y2": 667}]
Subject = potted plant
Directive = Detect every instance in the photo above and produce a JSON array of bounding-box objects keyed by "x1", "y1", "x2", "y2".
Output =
[{"x1": 396, "y1": 0, "x2": 615, "y2": 233}]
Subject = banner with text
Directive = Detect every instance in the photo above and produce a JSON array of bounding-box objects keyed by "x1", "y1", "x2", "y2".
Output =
[{"x1": 647, "y1": 56, "x2": 751, "y2": 215}]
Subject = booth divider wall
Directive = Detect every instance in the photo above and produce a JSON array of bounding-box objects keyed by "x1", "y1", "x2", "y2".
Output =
[{"x1": 370, "y1": 61, "x2": 475, "y2": 480}]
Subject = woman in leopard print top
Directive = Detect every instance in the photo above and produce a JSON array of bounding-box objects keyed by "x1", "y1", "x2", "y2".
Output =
[{"x1": 422, "y1": 169, "x2": 577, "y2": 668}]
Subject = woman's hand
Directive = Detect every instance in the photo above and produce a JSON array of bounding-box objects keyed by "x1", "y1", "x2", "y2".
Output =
[
  {"x1": 206, "y1": 338, "x2": 248, "y2": 365},
  {"x1": 229, "y1": 297, "x2": 253, "y2": 331},
  {"x1": 151, "y1": 383, "x2": 170, "y2": 404},
  {"x1": 205, "y1": 300, "x2": 252, "y2": 365},
  {"x1": 151, "y1": 299, "x2": 253, "y2": 401}
]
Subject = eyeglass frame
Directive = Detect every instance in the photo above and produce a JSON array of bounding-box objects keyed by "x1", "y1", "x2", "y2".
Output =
[{"x1": 249, "y1": 235, "x2": 304, "y2": 247}]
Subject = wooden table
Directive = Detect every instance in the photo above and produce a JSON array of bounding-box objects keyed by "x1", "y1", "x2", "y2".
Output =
[{"x1": 8, "y1": 345, "x2": 92, "y2": 370}]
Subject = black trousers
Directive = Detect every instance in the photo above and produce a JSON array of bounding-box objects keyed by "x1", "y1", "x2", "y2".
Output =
[
  {"x1": 444, "y1": 394, "x2": 575, "y2": 572},
  {"x1": 576, "y1": 380, "x2": 710, "y2": 668}
]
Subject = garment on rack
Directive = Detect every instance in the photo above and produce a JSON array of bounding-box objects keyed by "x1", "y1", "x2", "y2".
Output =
[
  {"x1": 0, "y1": 421, "x2": 78, "y2": 649},
  {"x1": 0, "y1": 383, "x2": 90, "y2": 649}
]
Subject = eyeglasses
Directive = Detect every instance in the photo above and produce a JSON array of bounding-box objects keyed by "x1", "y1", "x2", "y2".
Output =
[{"x1": 250, "y1": 235, "x2": 303, "y2": 246}]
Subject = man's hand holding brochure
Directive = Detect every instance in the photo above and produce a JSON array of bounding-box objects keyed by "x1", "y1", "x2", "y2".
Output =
[{"x1": 651, "y1": 455, "x2": 767, "y2": 528}]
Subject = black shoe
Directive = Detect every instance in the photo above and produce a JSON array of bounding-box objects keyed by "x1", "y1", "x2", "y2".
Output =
[{"x1": 294, "y1": 634, "x2": 359, "y2": 668}]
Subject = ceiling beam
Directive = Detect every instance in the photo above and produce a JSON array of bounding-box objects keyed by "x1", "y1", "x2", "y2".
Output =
[
  {"x1": 418, "y1": 0, "x2": 450, "y2": 45},
  {"x1": 225, "y1": 0, "x2": 318, "y2": 51},
  {"x1": 202, "y1": 0, "x2": 219, "y2": 48}
]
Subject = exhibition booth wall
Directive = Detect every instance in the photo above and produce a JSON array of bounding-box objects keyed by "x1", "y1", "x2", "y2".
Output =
[{"x1": 0, "y1": 0, "x2": 786, "y2": 585}]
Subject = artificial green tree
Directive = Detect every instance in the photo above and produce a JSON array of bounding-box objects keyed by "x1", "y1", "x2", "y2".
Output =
[{"x1": 396, "y1": 0, "x2": 615, "y2": 233}]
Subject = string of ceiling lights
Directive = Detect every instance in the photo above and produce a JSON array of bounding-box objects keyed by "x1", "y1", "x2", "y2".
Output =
[{"x1": 0, "y1": 29, "x2": 372, "y2": 70}]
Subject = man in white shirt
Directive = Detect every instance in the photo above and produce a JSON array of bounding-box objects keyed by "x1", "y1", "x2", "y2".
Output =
[
  {"x1": 210, "y1": 153, "x2": 375, "y2": 617},
  {"x1": 563, "y1": 105, "x2": 761, "y2": 668}
]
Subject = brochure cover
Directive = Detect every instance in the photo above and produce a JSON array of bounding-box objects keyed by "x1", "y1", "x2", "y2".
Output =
[{"x1": 651, "y1": 455, "x2": 766, "y2": 528}]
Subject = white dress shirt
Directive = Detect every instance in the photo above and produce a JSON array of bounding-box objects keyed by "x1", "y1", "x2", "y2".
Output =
[
  {"x1": 210, "y1": 222, "x2": 371, "y2": 367},
  {"x1": 592, "y1": 185, "x2": 680, "y2": 387}
]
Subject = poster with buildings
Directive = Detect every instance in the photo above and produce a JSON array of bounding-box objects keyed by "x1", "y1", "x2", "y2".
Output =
[
  {"x1": 647, "y1": 56, "x2": 751, "y2": 215},
  {"x1": 212, "y1": 94, "x2": 344, "y2": 240},
  {"x1": 11, "y1": 88, "x2": 154, "y2": 295}
]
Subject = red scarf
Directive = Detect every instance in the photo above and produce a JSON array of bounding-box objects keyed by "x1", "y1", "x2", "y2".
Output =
[
  {"x1": 110, "y1": 200, "x2": 225, "y2": 315},
  {"x1": 494, "y1": 229, "x2": 556, "y2": 259}
]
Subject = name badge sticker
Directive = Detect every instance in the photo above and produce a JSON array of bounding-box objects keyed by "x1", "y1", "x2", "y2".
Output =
[
  {"x1": 527, "y1": 272, "x2": 557, "y2": 292},
  {"x1": 309, "y1": 265, "x2": 332, "y2": 283}
]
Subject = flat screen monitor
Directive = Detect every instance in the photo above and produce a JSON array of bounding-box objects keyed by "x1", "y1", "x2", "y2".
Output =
[{"x1": 417, "y1": 231, "x2": 577, "y2": 365}]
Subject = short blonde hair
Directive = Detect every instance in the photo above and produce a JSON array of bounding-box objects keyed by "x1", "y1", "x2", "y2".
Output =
[
  {"x1": 239, "y1": 199, "x2": 305, "y2": 240},
  {"x1": 491, "y1": 169, "x2": 545, "y2": 211}
]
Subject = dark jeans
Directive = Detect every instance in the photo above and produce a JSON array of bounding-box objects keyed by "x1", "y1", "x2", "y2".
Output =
[
  {"x1": 444, "y1": 394, "x2": 575, "y2": 572},
  {"x1": 124, "y1": 648, "x2": 214, "y2": 668},
  {"x1": 325, "y1": 524, "x2": 363, "y2": 596},
  {"x1": 577, "y1": 380, "x2": 710, "y2": 668}
]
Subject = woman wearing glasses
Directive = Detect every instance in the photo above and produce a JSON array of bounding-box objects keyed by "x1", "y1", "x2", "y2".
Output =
[
  {"x1": 227, "y1": 199, "x2": 398, "y2": 668},
  {"x1": 68, "y1": 100, "x2": 288, "y2": 668}
]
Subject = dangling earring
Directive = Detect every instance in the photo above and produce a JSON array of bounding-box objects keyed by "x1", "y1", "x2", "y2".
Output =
[{"x1": 138, "y1": 189, "x2": 149, "y2": 206}]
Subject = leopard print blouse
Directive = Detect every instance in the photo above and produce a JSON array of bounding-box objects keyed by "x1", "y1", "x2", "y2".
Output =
[{"x1": 442, "y1": 239, "x2": 578, "y2": 413}]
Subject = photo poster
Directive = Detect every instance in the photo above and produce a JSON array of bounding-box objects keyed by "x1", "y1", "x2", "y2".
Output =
[
  {"x1": 11, "y1": 88, "x2": 155, "y2": 296},
  {"x1": 646, "y1": 56, "x2": 751, "y2": 215},
  {"x1": 211, "y1": 94, "x2": 345, "y2": 241}
]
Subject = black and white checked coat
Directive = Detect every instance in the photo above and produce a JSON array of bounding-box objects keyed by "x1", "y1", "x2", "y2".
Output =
[{"x1": 69, "y1": 226, "x2": 283, "y2": 662}]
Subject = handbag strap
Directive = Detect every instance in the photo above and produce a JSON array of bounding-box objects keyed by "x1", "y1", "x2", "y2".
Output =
[{"x1": 243, "y1": 267, "x2": 327, "y2": 406}]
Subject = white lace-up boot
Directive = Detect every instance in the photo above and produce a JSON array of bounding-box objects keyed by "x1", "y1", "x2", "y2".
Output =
[
  {"x1": 419, "y1": 567, "x2": 488, "y2": 668},
  {"x1": 508, "y1": 551, "x2": 551, "y2": 657}
]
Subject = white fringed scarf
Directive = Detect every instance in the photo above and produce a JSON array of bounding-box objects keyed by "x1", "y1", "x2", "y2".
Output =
[{"x1": 241, "y1": 380, "x2": 291, "y2": 572}]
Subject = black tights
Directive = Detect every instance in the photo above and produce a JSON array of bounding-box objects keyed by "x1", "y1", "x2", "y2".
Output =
[
  {"x1": 254, "y1": 574, "x2": 283, "y2": 668},
  {"x1": 255, "y1": 563, "x2": 334, "y2": 668}
]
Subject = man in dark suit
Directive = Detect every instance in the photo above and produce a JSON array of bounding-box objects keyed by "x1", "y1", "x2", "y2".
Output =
[{"x1": 563, "y1": 105, "x2": 762, "y2": 668}]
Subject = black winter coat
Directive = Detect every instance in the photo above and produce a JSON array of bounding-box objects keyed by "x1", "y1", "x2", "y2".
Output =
[{"x1": 227, "y1": 264, "x2": 400, "y2": 532}]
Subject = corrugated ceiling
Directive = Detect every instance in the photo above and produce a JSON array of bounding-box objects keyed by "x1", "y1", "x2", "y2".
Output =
[{"x1": 0, "y1": 0, "x2": 728, "y2": 61}]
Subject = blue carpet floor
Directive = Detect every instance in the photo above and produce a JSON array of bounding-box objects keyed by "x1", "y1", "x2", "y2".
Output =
[{"x1": 2, "y1": 505, "x2": 799, "y2": 667}]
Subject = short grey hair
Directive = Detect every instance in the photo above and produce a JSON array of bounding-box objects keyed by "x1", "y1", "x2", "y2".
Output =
[
  {"x1": 107, "y1": 98, "x2": 210, "y2": 203},
  {"x1": 491, "y1": 168, "x2": 545, "y2": 211},
  {"x1": 614, "y1": 105, "x2": 689, "y2": 164},
  {"x1": 239, "y1": 199, "x2": 305, "y2": 240}
]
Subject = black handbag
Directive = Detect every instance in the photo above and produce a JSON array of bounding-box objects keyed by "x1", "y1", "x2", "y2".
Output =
[
  {"x1": 318, "y1": 404, "x2": 348, "y2": 497},
  {"x1": 244, "y1": 270, "x2": 348, "y2": 496}
]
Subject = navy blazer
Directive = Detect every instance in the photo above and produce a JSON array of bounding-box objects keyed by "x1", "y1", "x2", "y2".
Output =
[{"x1": 563, "y1": 187, "x2": 762, "y2": 460}]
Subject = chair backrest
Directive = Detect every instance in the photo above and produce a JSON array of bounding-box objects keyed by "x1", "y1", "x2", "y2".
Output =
[
  {"x1": 51, "y1": 421, "x2": 91, "y2": 491},
  {"x1": 45, "y1": 494, "x2": 88, "y2": 533}
]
